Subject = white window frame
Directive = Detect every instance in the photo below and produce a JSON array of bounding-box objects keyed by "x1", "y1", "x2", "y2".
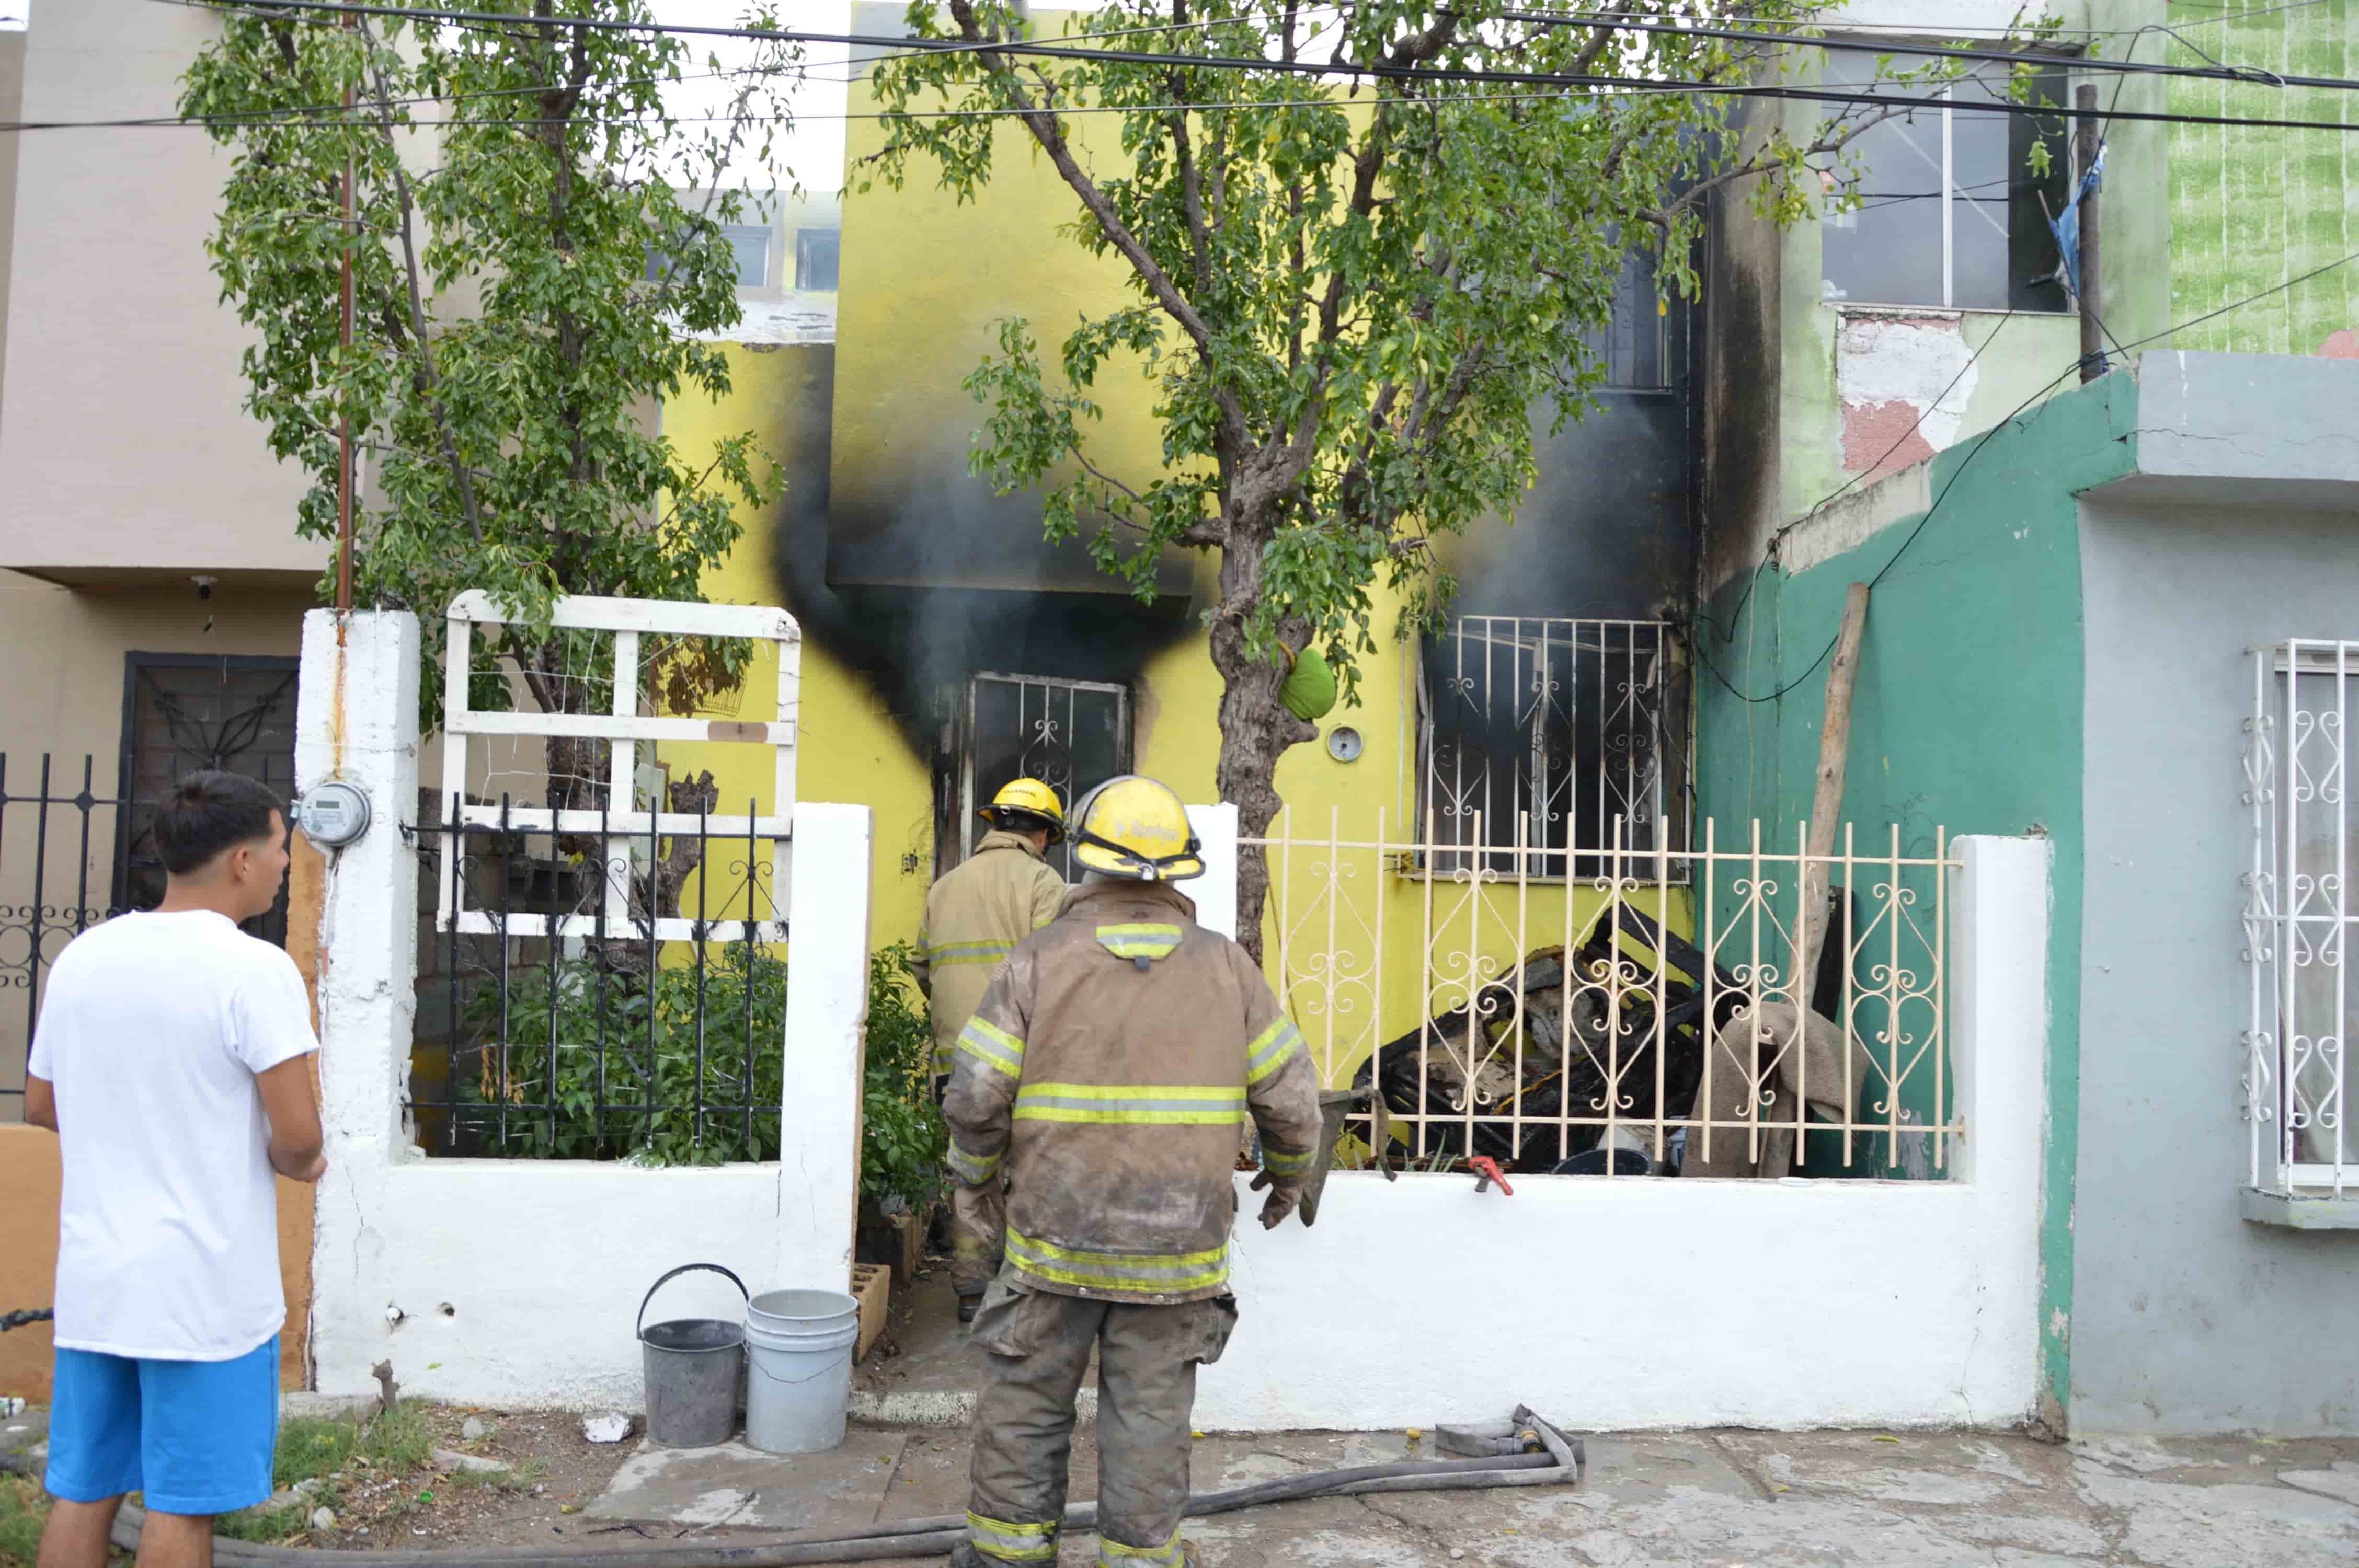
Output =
[
  {"x1": 437, "y1": 592, "x2": 801, "y2": 943},
  {"x1": 2245, "y1": 638, "x2": 2359, "y2": 1196}
]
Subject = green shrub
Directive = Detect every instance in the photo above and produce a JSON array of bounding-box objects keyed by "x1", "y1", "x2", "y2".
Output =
[
  {"x1": 863, "y1": 940, "x2": 947, "y2": 1214},
  {"x1": 455, "y1": 941, "x2": 944, "y2": 1206}
]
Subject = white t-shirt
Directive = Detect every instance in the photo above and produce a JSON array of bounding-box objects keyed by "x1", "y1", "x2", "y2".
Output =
[{"x1": 29, "y1": 910, "x2": 319, "y2": 1361}]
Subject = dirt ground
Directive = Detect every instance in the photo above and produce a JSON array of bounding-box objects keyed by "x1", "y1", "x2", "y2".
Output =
[{"x1": 293, "y1": 1404, "x2": 637, "y2": 1550}]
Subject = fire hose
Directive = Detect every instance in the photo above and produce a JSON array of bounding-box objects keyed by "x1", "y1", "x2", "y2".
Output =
[{"x1": 3, "y1": 1406, "x2": 1581, "y2": 1567}]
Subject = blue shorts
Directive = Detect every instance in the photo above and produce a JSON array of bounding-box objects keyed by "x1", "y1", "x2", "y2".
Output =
[{"x1": 44, "y1": 1336, "x2": 279, "y2": 1516}]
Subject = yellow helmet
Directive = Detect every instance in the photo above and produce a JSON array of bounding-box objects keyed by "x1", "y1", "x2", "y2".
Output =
[
  {"x1": 1069, "y1": 775, "x2": 1204, "y2": 883},
  {"x1": 978, "y1": 777, "x2": 1067, "y2": 842}
]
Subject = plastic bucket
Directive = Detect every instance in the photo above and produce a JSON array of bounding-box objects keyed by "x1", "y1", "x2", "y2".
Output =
[
  {"x1": 743, "y1": 1287, "x2": 861, "y2": 1455},
  {"x1": 638, "y1": 1264, "x2": 748, "y2": 1449}
]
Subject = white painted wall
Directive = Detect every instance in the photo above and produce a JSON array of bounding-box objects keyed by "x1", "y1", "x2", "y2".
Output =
[
  {"x1": 297, "y1": 610, "x2": 875, "y2": 1409},
  {"x1": 1197, "y1": 835, "x2": 2049, "y2": 1432}
]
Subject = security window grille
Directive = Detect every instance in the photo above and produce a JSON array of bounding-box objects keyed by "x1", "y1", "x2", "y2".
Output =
[
  {"x1": 961, "y1": 674, "x2": 1130, "y2": 883},
  {"x1": 1819, "y1": 56, "x2": 2070, "y2": 313},
  {"x1": 1418, "y1": 618, "x2": 1679, "y2": 880},
  {"x1": 112, "y1": 653, "x2": 299, "y2": 947},
  {"x1": 795, "y1": 228, "x2": 840, "y2": 291},
  {"x1": 2246, "y1": 639, "x2": 2359, "y2": 1195}
]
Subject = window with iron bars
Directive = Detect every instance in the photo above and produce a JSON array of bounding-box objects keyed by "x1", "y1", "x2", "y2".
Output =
[
  {"x1": 1416, "y1": 618, "x2": 1684, "y2": 880},
  {"x1": 2245, "y1": 639, "x2": 2359, "y2": 1196},
  {"x1": 957, "y1": 673, "x2": 1131, "y2": 883}
]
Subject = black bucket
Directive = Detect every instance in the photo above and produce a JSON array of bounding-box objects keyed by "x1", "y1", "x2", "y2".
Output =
[{"x1": 638, "y1": 1263, "x2": 748, "y2": 1449}]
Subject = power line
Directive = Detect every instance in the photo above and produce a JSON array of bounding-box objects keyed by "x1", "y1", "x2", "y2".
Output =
[
  {"x1": 1491, "y1": 7, "x2": 2347, "y2": 93},
  {"x1": 1695, "y1": 244, "x2": 2359, "y2": 704},
  {"x1": 26, "y1": 0, "x2": 2359, "y2": 138}
]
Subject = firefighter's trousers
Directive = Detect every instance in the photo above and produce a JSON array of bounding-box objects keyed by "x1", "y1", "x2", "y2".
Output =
[{"x1": 960, "y1": 1276, "x2": 1237, "y2": 1566}]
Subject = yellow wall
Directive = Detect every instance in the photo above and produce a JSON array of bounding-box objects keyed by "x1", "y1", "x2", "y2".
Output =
[
  {"x1": 660, "y1": 344, "x2": 938, "y2": 951},
  {"x1": 660, "y1": 41, "x2": 1695, "y2": 1092}
]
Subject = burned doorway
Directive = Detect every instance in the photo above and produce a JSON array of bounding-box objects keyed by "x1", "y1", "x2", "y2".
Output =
[
  {"x1": 943, "y1": 672, "x2": 1131, "y2": 882},
  {"x1": 111, "y1": 652, "x2": 300, "y2": 946}
]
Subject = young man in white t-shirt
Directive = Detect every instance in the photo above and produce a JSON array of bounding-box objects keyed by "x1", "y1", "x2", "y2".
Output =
[{"x1": 26, "y1": 770, "x2": 326, "y2": 1568}]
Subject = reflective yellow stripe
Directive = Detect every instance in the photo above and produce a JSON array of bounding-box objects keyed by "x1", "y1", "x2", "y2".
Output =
[
  {"x1": 967, "y1": 1511, "x2": 1057, "y2": 1562},
  {"x1": 1245, "y1": 1017, "x2": 1304, "y2": 1085},
  {"x1": 932, "y1": 1040, "x2": 955, "y2": 1076},
  {"x1": 930, "y1": 938, "x2": 1015, "y2": 970},
  {"x1": 1012, "y1": 1082, "x2": 1246, "y2": 1125},
  {"x1": 1095, "y1": 921, "x2": 1185, "y2": 960},
  {"x1": 1261, "y1": 1144, "x2": 1315, "y2": 1179},
  {"x1": 1098, "y1": 1526, "x2": 1186, "y2": 1565},
  {"x1": 946, "y1": 1138, "x2": 1003, "y2": 1186},
  {"x1": 956, "y1": 1017, "x2": 1026, "y2": 1078},
  {"x1": 1006, "y1": 1228, "x2": 1230, "y2": 1295}
]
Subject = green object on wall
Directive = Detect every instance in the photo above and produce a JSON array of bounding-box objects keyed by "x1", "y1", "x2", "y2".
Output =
[{"x1": 1279, "y1": 645, "x2": 1338, "y2": 722}]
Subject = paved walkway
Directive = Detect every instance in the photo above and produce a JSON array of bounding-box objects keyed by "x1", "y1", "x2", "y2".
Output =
[{"x1": 590, "y1": 1422, "x2": 2359, "y2": 1567}]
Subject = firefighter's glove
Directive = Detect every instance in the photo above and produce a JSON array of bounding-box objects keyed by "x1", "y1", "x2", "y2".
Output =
[{"x1": 1249, "y1": 1169, "x2": 1302, "y2": 1230}]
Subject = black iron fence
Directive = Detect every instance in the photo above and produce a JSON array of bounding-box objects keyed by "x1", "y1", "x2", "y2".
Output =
[
  {"x1": 1, "y1": 756, "x2": 126, "y2": 1100},
  {"x1": 409, "y1": 793, "x2": 793, "y2": 1162}
]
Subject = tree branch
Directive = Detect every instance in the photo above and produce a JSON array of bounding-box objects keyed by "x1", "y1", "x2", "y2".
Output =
[
  {"x1": 942, "y1": 0, "x2": 1246, "y2": 449},
  {"x1": 359, "y1": 20, "x2": 486, "y2": 545}
]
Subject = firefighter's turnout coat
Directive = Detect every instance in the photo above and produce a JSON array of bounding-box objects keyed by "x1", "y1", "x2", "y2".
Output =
[
  {"x1": 943, "y1": 879, "x2": 1324, "y2": 1305},
  {"x1": 914, "y1": 829, "x2": 1068, "y2": 1080}
]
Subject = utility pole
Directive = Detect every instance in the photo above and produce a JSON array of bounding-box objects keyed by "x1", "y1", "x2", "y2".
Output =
[{"x1": 2075, "y1": 82, "x2": 2104, "y2": 384}]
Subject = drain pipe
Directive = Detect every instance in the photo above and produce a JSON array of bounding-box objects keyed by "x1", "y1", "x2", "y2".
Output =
[{"x1": 15, "y1": 1409, "x2": 1579, "y2": 1568}]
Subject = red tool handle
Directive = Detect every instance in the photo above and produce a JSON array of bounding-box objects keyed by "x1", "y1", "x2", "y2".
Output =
[{"x1": 1469, "y1": 1157, "x2": 1515, "y2": 1196}]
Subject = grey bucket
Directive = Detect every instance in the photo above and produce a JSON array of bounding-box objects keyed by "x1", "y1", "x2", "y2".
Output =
[
  {"x1": 638, "y1": 1264, "x2": 748, "y2": 1449},
  {"x1": 743, "y1": 1287, "x2": 861, "y2": 1455}
]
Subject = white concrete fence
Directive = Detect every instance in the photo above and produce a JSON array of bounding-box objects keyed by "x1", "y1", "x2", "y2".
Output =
[
  {"x1": 296, "y1": 607, "x2": 2048, "y2": 1428},
  {"x1": 296, "y1": 609, "x2": 872, "y2": 1409}
]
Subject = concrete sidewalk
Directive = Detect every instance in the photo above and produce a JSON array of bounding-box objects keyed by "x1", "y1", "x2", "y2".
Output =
[{"x1": 589, "y1": 1423, "x2": 2359, "y2": 1567}]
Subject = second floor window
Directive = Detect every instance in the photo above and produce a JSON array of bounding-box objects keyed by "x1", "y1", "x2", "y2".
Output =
[{"x1": 1820, "y1": 56, "x2": 2070, "y2": 313}]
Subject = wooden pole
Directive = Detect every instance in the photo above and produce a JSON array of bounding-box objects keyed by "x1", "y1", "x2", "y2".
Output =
[
  {"x1": 2075, "y1": 82, "x2": 2104, "y2": 384},
  {"x1": 338, "y1": 11, "x2": 357, "y2": 614},
  {"x1": 1794, "y1": 582, "x2": 1871, "y2": 1000}
]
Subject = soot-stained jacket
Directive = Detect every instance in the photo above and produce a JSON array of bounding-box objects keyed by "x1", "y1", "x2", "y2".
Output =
[{"x1": 942, "y1": 879, "x2": 1323, "y2": 1304}]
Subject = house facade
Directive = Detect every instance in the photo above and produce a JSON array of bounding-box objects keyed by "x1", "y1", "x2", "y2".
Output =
[
  {"x1": 3, "y1": 0, "x2": 2350, "y2": 1435},
  {"x1": 1697, "y1": 0, "x2": 2359, "y2": 1435}
]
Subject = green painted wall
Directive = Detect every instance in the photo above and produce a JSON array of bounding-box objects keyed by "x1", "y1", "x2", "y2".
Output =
[
  {"x1": 1694, "y1": 372, "x2": 2140, "y2": 1429},
  {"x1": 2165, "y1": 0, "x2": 2359, "y2": 353}
]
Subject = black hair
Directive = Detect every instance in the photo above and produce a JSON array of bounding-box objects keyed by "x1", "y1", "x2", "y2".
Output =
[{"x1": 153, "y1": 770, "x2": 285, "y2": 876}]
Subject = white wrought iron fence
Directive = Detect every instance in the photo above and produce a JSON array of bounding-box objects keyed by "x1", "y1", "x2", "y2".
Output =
[
  {"x1": 2244, "y1": 639, "x2": 2359, "y2": 1196},
  {"x1": 1250, "y1": 810, "x2": 1955, "y2": 1178}
]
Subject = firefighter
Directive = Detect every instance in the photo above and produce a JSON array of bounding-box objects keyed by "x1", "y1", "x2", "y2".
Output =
[
  {"x1": 915, "y1": 776, "x2": 1070, "y2": 1320},
  {"x1": 942, "y1": 775, "x2": 1323, "y2": 1568}
]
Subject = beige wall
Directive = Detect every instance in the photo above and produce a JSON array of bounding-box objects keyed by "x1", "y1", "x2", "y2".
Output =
[
  {"x1": 0, "y1": 572, "x2": 310, "y2": 761},
  {"x1": 0, "y1": 0, "x2": 319, "y2": 581},
  {"x1": 0, "y1": 29, "x2": 25, "y2": 436},
  {"x1": 0, "y1": 572, "x2": 310, "y2": 1104}
]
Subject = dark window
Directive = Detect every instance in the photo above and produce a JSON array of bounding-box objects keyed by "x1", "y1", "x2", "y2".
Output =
[
  {"x1": 796, "y1": 228, "x2": 840, "y2": 292},
  {"x1": 112, "y1": 654, "x2": 299, "y2": 946},
  {"x1": 1584, "y1": 248, "x2": 1673, "y2": 390},
  {"x1": 720, "y1": 223, "x2": 771, "y2": 288},
  {"x1": 1819, "y1": 57, "x2": 2070, "y2": 312},
  {"x1": 1417, "y1": 618, "x2": 1680, "y2": 880}
]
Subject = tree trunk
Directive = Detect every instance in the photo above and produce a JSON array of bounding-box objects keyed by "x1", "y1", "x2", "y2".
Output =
[{"x1": 1207, "y1": 607, "x2": 1316, "y2": 970}]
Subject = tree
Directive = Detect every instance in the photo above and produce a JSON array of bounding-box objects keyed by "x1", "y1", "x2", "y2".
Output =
[
  {"x1": 181, "y1": 0, "x2": 801, "y2": 773},
  {"x1": 865, "y1": 0, "x2": 2023, "y2": 958}
]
